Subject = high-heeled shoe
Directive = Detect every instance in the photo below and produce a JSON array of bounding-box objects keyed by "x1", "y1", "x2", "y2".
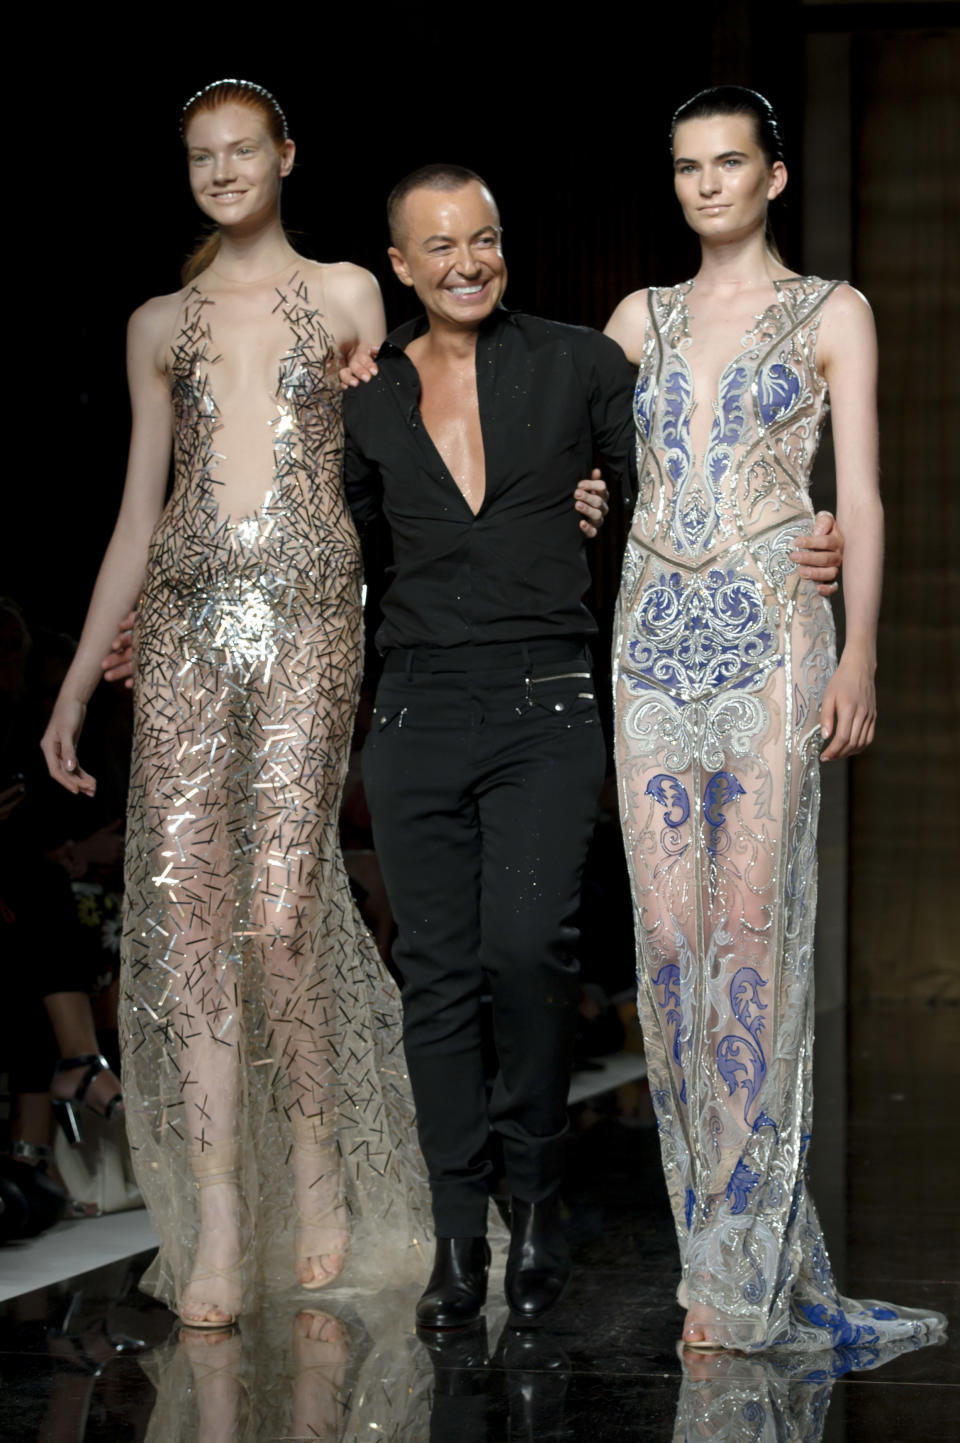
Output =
[
  {"x1": 291, "y1": 1113, "x2": 349, "y2": 1290},
  {"x1": 178, "y1": 1140, "x2": 246, "y2": 1330},
  {"x1": 10, "y1": 1140, "x2": 96, "y2": 1218},
  {"x1": 50, "y1": 1054, "x2": 123, "y2": 1146},
  {"x1": 0, "y1": 1144, "x2": 68, "y2": 1238}
]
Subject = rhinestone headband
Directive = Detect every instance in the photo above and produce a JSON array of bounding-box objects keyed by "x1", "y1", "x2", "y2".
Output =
[{"x1": 180, "y1": 79, "x2": 288, "y2": 140}]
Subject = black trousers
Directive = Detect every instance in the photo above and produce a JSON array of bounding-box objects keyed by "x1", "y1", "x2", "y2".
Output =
[{"x1": 362, "y1": 640, "x2": 606, "y2": 1237}]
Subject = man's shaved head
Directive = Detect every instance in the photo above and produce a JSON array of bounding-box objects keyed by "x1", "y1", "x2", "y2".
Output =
[{"x1": 387, "y1": 163, "x2": 496, "y2": 246}]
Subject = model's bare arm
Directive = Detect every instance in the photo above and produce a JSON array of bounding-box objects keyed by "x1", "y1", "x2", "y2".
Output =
[
  {"x1": 603, "y1": 289, "x2": 649, "y2": 367},
  {"x1": 41, "y1": 299, "x2": 174, "y2": 794},
  {"x1": 816, "y1": 285, "x2": 883, "y2": 761},
  {"x1": 325, "y1": 263, "x2": 385, "y2": 382}
]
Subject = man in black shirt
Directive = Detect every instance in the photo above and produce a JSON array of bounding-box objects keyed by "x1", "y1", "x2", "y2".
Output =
[{"x1": 344, "y1": 166, "x2": 635, "y2": 1329}]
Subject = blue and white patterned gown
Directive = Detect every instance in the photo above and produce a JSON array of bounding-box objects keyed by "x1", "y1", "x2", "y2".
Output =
[{"x1": 614, "y1": 276, "x2": 945, "y2": 1350}]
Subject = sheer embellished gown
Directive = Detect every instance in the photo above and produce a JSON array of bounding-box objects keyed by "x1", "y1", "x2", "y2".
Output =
[
  {"x1": 614, "y1": 277, "x2": 945, "y2": 1350},
  {"x1": 120, "y1": 266, "x2": 430, "y2": 1311}
]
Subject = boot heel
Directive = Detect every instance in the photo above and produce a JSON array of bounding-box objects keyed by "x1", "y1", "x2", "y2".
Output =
[{"x1": 53, "y1": 1100, "x2": 83, "y2": 1147}]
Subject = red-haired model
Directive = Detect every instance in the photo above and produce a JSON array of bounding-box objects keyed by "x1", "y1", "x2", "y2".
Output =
[{"x1": 42, "y1": 80, "x2": 429, "y2": 1327}]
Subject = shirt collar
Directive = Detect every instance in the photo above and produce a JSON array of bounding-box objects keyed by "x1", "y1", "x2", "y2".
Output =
[{"x1": 379, "y1": 304, "x2": 518, "y2": 359}]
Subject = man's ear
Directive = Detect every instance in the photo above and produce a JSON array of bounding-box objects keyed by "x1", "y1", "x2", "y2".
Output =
[{"x1": 388, "y1": 246, "x2": 414, "y2": 289}]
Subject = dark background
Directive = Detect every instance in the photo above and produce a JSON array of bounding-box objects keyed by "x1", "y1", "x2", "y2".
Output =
[{"x1": 7, "y1": 0, "x2": 958, "y2": 1009}]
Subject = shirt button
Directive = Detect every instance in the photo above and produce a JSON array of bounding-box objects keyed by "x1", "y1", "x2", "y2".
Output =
[{"x1": 554, "y1": 702, "x2": 565, "y2": 712}]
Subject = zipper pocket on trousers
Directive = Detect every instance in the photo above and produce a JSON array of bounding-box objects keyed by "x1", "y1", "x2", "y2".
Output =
[
  {"x1": 529, "y1": 671, "x2": 591, "y2": 685},
  {"x1": 520, "y1": 670, "x2": 593, "y2": 713}
]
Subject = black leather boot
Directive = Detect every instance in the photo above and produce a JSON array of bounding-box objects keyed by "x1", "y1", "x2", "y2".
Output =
[
  {"x1": 504, "y1": 1196, "x2": 570, "y2": 1323},
  {"x1": 416, "y1": 1237, "x2": 492, "y2": 1330}
]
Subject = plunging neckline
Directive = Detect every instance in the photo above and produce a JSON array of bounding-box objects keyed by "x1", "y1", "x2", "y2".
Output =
[
  {"x1": 175, "y1": 277, "x2": 338, "y2": 530},
  {"x1": 673, "y1": 277, "x2": 792, "y2": 415}
]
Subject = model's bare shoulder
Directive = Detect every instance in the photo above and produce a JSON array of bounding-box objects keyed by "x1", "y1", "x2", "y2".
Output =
[
  {"x1": 314, "y1": 262, "x2": 386, "y2": 355},
  {"x1": 129, "y1": 289, "x2": 182, "y2": 331},
  {"x1": 823, "y1": 281, "x2": 873, "y2": 323},
  {"x1": 615, "y1": 286, "x2": 650, "y2": 314},
  {"x1": 128, "y1": 291, "x2": 183, "y2": 374},
  {"x1": 817, "y1": 282, "x2": 876, "y2": 377},
  {"x1": 604, "y1": 288, "x2": 650, "y2": 365},
  {"x1": 319, "y1": 261, "x2": 382, "y2": 305}
]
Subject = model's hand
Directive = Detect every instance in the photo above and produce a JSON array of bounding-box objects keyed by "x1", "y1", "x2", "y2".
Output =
[
  {"x1": 41, "y1": 699, "x2": 96, "y2": 796},
  {"x1": 101, "y1": 611, "x2": 136, "y2": 687},
  {"x1": 820, "y1": 654, "x2": 876, "y2": 761},
  {"x1": 576, "y1": 469, "x2": 610, "y2": 538},
  {"x1": 339, "y1": 345, "x2": 380, "y2": 389},
  {"x1": 791, "y1": 511, "x2": 844, "y2": 596}
]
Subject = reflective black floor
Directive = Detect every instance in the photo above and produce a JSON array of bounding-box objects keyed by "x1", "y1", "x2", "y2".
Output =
[{"x1": 1, "y1": 1007, "x2": 957, "y2": 1441}]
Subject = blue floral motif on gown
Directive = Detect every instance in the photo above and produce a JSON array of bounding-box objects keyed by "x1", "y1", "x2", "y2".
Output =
[
  {"x1": 613, "y1": 276, "x2": 945, "y2": 1352},
  {"x1": 627, "y1": 569, "x2": 778, "y2": 702}
]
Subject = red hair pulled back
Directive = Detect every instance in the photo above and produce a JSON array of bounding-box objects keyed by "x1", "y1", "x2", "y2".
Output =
[{"x1": 180, "y1": 79, "x2": 289, "y2": 285}]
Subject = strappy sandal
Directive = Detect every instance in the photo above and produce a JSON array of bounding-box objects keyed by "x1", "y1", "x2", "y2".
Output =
[
  {"x1": 50, "y1": 1054, "x2": 123, "y2": 1146},
  {"x1": 178, "y1": 1140, "x2": 246, "y2": 1330},
  {"x1": 291, "y1": 1114, "x2": 349, "y2": 1290}
]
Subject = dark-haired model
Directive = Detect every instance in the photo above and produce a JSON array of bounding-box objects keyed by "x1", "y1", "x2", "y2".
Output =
[
  {"x1": 605, "y1": 86, "x2": 945, "y2": 1351},
  {"x1": 42, "y1": 80, "x2": 431, "y2": 1328}
]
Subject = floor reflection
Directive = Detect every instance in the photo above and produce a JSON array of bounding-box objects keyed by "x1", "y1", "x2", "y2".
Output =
[
  {"x1": 142, "y1": 1291, "x2": 425, "y2": 1441},
  {"x1": 421, "y1": 1318, "x2": 571, "y2": 1442},
  {"x1": 2, "y1": 1009, "x2": 955, "y2": 1439},
  {"x1": 138, "y1": 1296, "x2": 946, "y2": 1442},
  {"x1": 672, "y1": 1334, "x2": 946, "y2": 1443}
]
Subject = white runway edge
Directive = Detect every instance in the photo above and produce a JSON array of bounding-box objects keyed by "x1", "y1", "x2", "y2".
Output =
[
  {"x1": 0, "y1": 1208, "x2": 158, "y2": 1302},
  {"x1": 0, "y1": 1053, "x2": 646, "y2": 1301},
  {"x1": 568, "y1": 1051, "x2": 647, "y2": 1105}
]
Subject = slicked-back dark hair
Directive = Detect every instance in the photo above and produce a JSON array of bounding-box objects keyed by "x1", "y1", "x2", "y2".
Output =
[
  {"x1": 670, "y1": 85, "x2": 786, "y2": 261},
  {"x1": 670, "y1": 85, "x2": 784, "y2": 166},
  {"x1": 387, "y1": 164, "x2": 494, "y2": 246}
]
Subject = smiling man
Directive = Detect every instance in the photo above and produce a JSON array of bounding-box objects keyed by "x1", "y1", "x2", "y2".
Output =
[{"x1": 343, "y1": 165, "x2": 637, "y2": 1331}]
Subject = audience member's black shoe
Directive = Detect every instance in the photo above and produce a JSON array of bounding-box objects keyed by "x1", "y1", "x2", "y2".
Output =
[
  {"x1": 505, "y1": 1196, "x2": 570, "y2": 1324},
  {"x1": 416, "y1": 1237, "x2": 491, "y2": 1330}
]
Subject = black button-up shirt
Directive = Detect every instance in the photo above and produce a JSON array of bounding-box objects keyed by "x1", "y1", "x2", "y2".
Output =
[{"x1": 343, "y1": 307, "x2": 636, "y2": 653}]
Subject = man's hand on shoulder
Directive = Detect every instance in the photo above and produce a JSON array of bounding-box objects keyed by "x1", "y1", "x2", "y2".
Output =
[
  {"x1": 340, "y1": 345, "x2": 380, "y2": 390},
  {"x1": 575, "y1": 469, "x2": 609, "y2": 538}
]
